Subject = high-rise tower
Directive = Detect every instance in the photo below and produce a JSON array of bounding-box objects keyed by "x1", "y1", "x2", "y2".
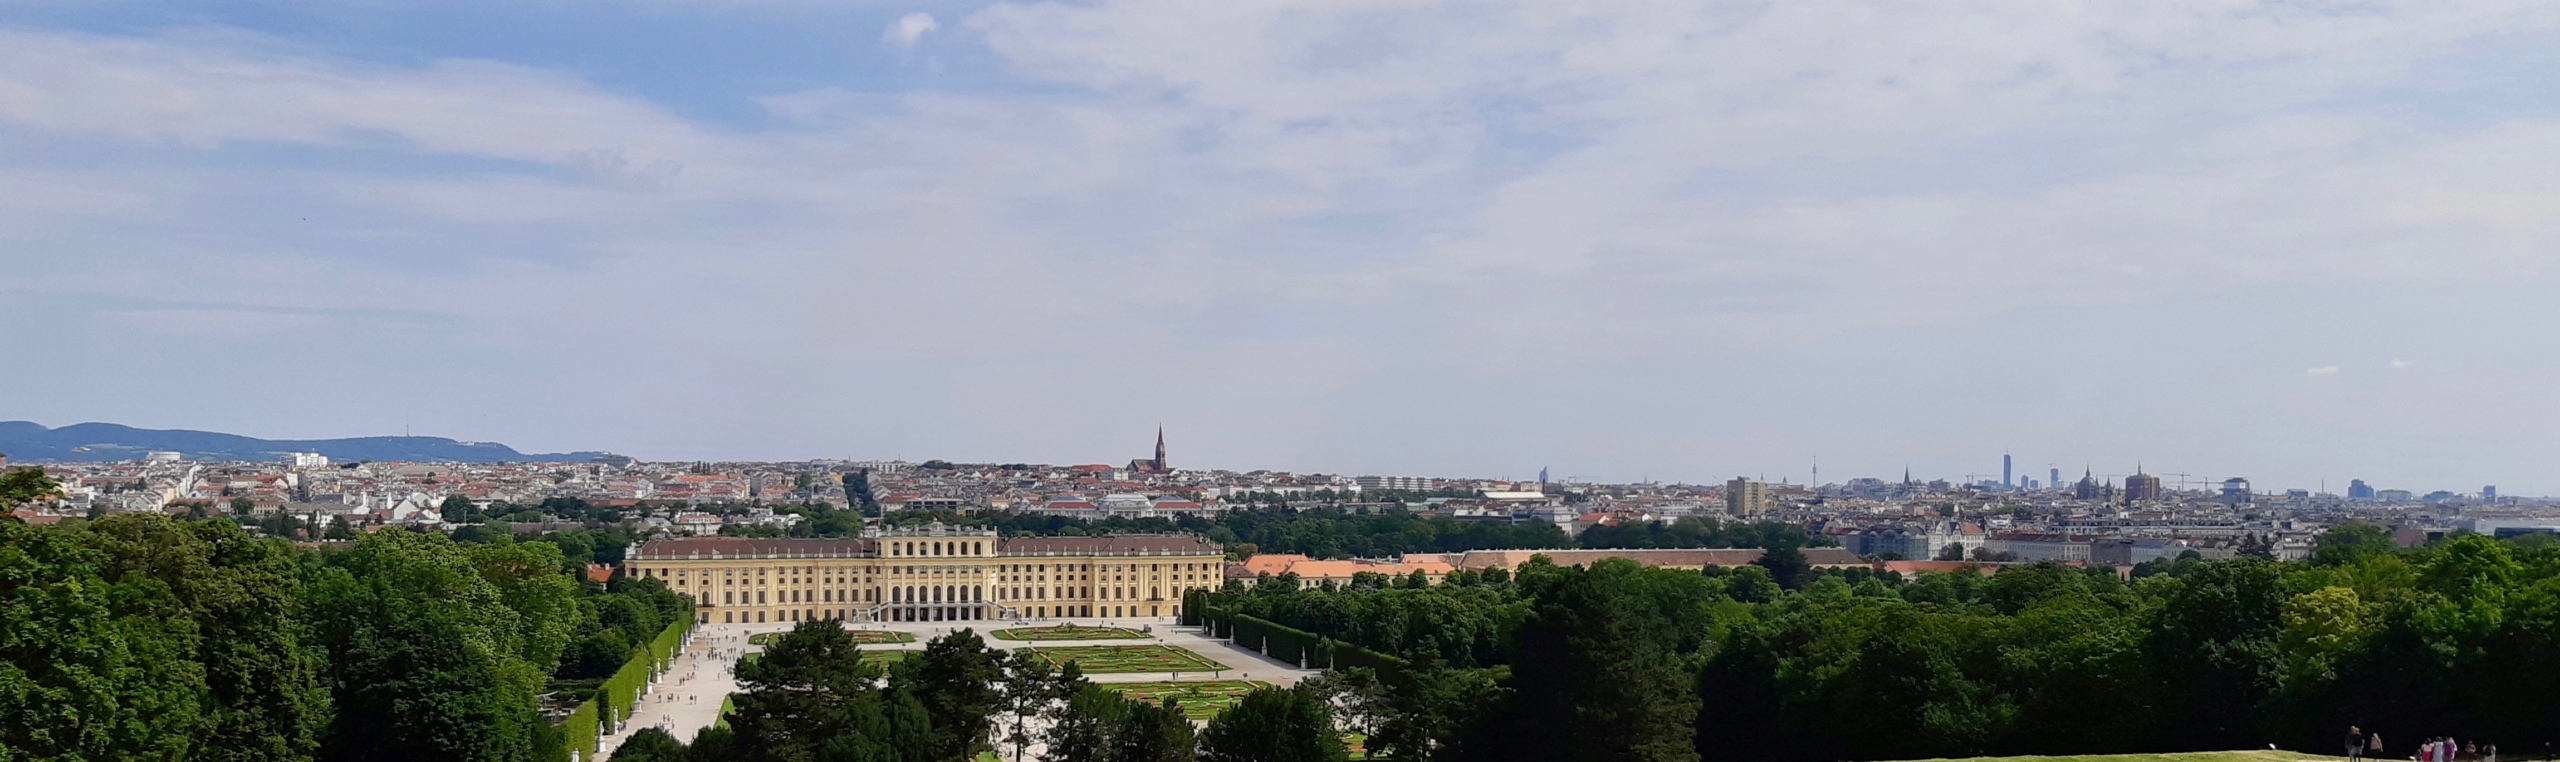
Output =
[{"x1": 2003, "y1": 453, "x2": 2013, "y2": 488}]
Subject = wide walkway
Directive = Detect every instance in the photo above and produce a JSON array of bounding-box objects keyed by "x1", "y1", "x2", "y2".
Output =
[{"x1": 590, "y1": 615, "x2": 1317, "y2": 759}]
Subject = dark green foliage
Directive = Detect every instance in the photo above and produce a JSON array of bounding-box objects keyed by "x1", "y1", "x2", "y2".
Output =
[
  {"x1": 2314, "y1": 522, "x2": 2397, "y2": 566},
  {"x1": 1200, "y1": 685, "x2": 1345, "y2": 762},
  {"x1": 1319, "y1": 662, "x2": 1493, "y2": 762},
  {"x1": 904, "y1": 628, "x2": 1008, "y2": 761},
  {"x1": 1490, "y1": 558, "x2": 1712, "y2": 762},
  {"x1": 0, "y1": 517, "x2": 207, "y2": 760},
  {"x1": 303, "y1": 530, "x2": 550, "y2": 762},
  {"x1": 86, "y1": 515, "x2": 331, "y2": 762},
  {"x1": 1217, "y1": 584, "x2": 1523, "y2": 667},
  {"x1": 685, "y1": 725, "x2": 738, "y2": 762},
  {"x1": 0, "y1": 514, "x2": 327, "y2": 761},
  {"x1": 725, "y1": 618, "x2": 936, "y2": 762},
  {"x1": 610, "y1": 727, "x2": 689, "y2": 762}
]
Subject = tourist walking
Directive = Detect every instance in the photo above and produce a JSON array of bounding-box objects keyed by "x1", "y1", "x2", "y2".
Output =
[
  {"x1": 2370, "y1": 732, "x2": 2385, "y2": 759},
  {"x1": 2352, "y1": 727, "x2": 2367, "y2": 762}
]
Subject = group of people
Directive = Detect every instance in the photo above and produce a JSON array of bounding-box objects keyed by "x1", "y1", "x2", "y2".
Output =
[{"x1": 2351, "y1": 726, "x2": 2499, "y2": 762}]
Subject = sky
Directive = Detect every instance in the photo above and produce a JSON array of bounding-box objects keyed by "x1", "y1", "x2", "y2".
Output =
[{"x1": 5, "y1": 1, "x2": 2560, "y2": 494}]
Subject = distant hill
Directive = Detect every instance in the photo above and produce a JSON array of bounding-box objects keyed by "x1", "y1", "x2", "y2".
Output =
[{"x1": 0, "y1": 421, "x2": 613, "y2": 464}]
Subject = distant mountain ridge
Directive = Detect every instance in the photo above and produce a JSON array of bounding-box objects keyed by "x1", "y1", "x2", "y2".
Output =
[{"x1": 0, "y1": 421, "x2": 611, "y2": 464}]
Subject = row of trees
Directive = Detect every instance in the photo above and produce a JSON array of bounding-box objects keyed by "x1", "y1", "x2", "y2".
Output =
[
  {"x1": 605, "y1": 621, "x2": 1348, "y2": 762},
  {"x1": 0, "y1": 511, "x2": 689, "y2": 761},
  {"x1": 1188, "y1": 527, "x2": 2560, "y2": 762}
]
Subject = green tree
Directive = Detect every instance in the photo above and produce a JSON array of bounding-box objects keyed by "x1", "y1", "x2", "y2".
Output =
[
  {"x1": 0, "y1": 466, "x2": 60, "y2": 510},
  {"x1": 905, "y1": 629, "x2": 1008, "y2": 761},
  {"x1": 1046, "y1": 684, "x2": 1128, "y2": 762},
  {"x1": 2312, "y1": 523, "x2": 2396, "y2": 567},
  {"x1": 1115, "y1": 695, "x2": 1197, "y2": 762},
  {"x1": 1201, "y1": 685, "x2": 1345, "y2": 762},
  {"x1": 999, "y1": 649, "x2": 1063, "y2": 762},
  {"x1": 610, "y1": 727, "x2": 689, "y2": 762},
  {"x1": 1751, "y1": 545, "x2": 1809, "y2": 590},
  {"x1": 0, "y1": 518, "x2": 204, "y2": 760},
  {"x1": 728, "y1": 619, "x2": 932, "y2": 762},
  {"x1": 303, "y1": 529, "x2": 548, "y2": 762},
  {"x1": 84, "y1": 514, "x2": 330, "y2": 762},
  {"x1": 466, "y1": 538, "x2": 584, "y2": 673},
  {"x1": 1497, "y1": 559, "x2": 1711, "y2": 762}
]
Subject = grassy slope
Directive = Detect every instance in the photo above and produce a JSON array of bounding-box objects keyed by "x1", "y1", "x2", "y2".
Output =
[{"x1": 1904, "y1": 751, "x2": 2352, "y2": 762}]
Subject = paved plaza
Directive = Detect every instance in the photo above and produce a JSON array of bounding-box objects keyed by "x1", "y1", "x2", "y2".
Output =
[{"x1": 591, "y1": 616, "x2": 1317, "y2": 759}]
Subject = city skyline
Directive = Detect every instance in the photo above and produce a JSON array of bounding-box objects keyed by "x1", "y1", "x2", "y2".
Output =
[
  {"x1": 10, "y1": 3, "x2": 2560, "y2": 493},
  {"x1": 0, "y1": 418, "x2": 2519, "y2": 498}
]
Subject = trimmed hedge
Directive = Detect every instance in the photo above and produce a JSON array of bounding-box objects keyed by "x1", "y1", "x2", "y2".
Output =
[
  {"x1": 1202, "y1": 606, "x2": 1408, "y2": 676},
  {"x1": 1228, "y1": 613, "x2": 1327, "y2": 669},
  {"x1": 560, "y1": 611, "x2": 696, "y2": 761},
  {"x1": 561, "y1": 701, "x2": 599, "y2": 762}
]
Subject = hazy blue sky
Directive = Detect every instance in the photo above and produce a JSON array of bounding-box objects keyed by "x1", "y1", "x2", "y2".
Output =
[{"x1": 6, "y1": 1, "x2": 2560, "y2": 493}]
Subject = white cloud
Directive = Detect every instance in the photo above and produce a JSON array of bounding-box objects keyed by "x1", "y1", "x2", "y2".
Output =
[
  {"x1": 885, "y1": 12, "x2": 939, "y2": 47},
  {"x1": 2309, "y1": 366, "x2": 2343, "y2": 376},
  {"x1": 2392, "y1": 359, "x2": 2414, "y2": 369},
  {"x1": 15, "y1": 3, "x2": 2560, "y2": 486}
]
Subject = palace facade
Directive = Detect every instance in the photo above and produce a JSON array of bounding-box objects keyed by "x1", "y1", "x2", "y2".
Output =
[{"x1": 623, "y1": 523, "x2": 1225, "y2": 625}]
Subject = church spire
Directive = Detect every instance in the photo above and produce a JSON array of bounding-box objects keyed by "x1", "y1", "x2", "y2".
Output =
[{"x1": 1153, "y1": 427, "x2": 1167, "y2": 471}]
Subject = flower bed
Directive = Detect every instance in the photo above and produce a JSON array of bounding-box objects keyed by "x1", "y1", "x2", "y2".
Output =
[
  {"x1": 1026, "y1": 645, "x2": 1225, "y2": 674},
  {"x1": 989, "y1": 625, "x2": 1151, "y2": 641},
  {"x1": 1102, "y1": 680, "x2": 1271, "y2": 720}
]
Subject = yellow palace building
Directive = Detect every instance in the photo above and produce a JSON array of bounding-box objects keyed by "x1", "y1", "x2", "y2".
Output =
[{"x1": 624, "y1": 522, "x2": 1225, "y2": 625}]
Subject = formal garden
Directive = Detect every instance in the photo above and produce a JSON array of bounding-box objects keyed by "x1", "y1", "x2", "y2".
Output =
[
  {"x1": 1025, "y1": 645, "x2": 1225, "y2": 674},
  {"x1": 988, "y1": 625, "x2": 1151, "y2": 641},
  {"x1": 1101, "y1": 680, "x2": 1270, "y2": 720},
  {"x1": 749, "y1": 629, "x2": 911, "y2": 645}
]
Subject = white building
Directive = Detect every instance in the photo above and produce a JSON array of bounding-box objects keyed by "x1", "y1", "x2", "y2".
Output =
[
  {"x1": 1355, "y1": 475, "x2": 1436, "y2": 491},
  {"x1": 281, "y1": 452, "x2": 330, "y2": 468}
]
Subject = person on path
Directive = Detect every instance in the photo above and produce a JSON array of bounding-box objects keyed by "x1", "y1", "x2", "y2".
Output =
[
  {"x1": 2371, "y1": 732, "x2": 2386, "y2": 759},
  {"x1": 2353, "y1": 727, "x2": 2368, "y2": 762}
]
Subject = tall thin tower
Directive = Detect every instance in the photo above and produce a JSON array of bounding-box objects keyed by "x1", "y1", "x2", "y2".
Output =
[
  {"x1": 1153, "y1": 427, "x2": 1167, "y2": 472},
  {"x1": 2003, "y1": 453, "x2": 2013, "y2": 488}
]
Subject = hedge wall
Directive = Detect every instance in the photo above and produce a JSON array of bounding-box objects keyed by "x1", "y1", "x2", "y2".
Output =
[
  {"x1": 1229, "y1": 612, "x2": 1329, "y2": 669},
  {"x1": 561, "y1": 611, "x2": 696, "y2": 761},
  {"x1": 561, "y1": 701, "x2": 599, "y2": 762}
]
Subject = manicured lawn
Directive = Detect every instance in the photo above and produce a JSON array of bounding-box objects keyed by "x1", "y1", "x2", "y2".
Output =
[
  {"x1": 713, "y1": 694, "x2": 735, "y2": 730},
  {"x1": 1027, "y1": 645, "x2": 1225, "y2": 674},
  {"x1": 749, "y1": 629, "x2": 912, "y2": 645},
  {"x1": 1102, "y1": 680, "x2": 1270, "y2": 720},
  {"x1": 740, "y1": 650, "x2": 906, "y2": 668},
  {"x1": 990, "y1": 625, "x2": 1152, "y2": 641},
  {"x1": 1901, "y1": 752, "x2": 2350, "y2": 762}
]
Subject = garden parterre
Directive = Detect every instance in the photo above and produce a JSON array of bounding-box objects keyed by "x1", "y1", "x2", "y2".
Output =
[{"x1": 1026, "y1": 645, "x2": 1224, "y2": 674}]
